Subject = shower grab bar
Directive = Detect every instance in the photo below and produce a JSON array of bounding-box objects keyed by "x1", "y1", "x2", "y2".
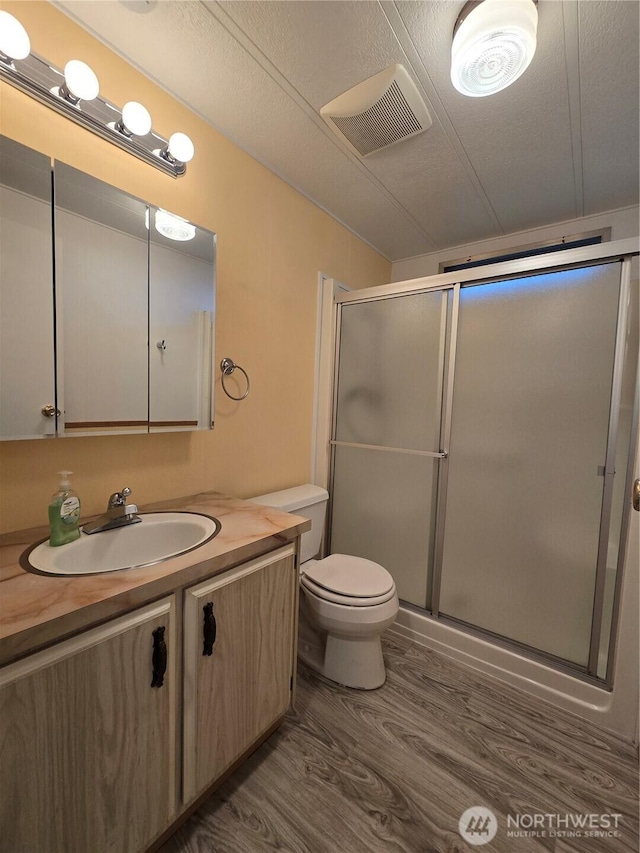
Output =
[
  {"x1": 220, "y1": 357, "x2": 250, "y2": 401},
  {"x1": 330, "y1": 439, "x2": 447, "y2": 458}
]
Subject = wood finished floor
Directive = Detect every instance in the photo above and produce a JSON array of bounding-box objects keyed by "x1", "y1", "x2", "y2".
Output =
[{"x1": 160, "y1": 635, "x2": 639, "y2": 853}]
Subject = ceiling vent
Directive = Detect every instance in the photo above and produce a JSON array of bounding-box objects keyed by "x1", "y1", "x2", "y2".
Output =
[{"x1": 320, "y1": 64, "x2": 432, "y2": 157}]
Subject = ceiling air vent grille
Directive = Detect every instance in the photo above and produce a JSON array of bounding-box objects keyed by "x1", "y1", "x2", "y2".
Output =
[{"x1": 321, "y1": 64, "x2": 431, "y2": 158}]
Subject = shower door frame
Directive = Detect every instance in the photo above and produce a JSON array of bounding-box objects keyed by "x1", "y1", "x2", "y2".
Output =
[{"x1": 327, "y1": 238, "x2": 638, "y2": 688}]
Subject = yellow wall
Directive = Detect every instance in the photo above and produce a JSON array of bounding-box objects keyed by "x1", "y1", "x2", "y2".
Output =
[{"x1": 0, "y1": 1, "x2": 391, "y2": 533}]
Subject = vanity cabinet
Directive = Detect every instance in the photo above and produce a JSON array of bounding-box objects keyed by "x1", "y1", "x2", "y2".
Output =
[
  {"x1": 183, "y1": 545, "x2": 297, "y2": 803},
  {"x1": 0, "y1": 539, "x2": 299, "y2": 853},
  {"x1": 0, "y1": 597, "x2": 177, "y2": 853}
]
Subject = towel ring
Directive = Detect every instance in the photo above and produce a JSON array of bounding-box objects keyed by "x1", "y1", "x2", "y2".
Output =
[{"x1": 220, "y1": 357, "x2": 250, "y2": 401}]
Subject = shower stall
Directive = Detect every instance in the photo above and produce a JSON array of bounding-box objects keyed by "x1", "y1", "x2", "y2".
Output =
[{"x1": 325, "y1": 240, "x2": 639, "y2": 739}]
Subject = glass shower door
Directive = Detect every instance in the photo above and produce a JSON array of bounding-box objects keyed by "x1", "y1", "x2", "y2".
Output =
[
  {"x1": 437, "y1": 263, "x2": 623, "y2": 666},
  {"x1": 330, "y1": 290, "x2": 448, "y2": 609}
]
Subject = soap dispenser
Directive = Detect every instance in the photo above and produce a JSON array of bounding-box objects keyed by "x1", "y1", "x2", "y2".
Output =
[{"x1": 48, "y1": 471, "x2": 81, "y2": 546}]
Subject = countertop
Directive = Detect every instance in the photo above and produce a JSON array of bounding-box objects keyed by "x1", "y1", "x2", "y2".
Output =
[{"x1": 0, "y1": 492, "x2": 310, "y2": 667}]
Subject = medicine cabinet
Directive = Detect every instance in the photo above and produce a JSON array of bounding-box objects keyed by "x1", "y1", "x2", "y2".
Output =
[{"x1": 0, "y1": 136, "x2": 216, "y2": 440}]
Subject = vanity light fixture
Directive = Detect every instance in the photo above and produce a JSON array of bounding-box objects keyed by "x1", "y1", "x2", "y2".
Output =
[
  {"x1": 0, "y1": 11, "x2": 194, "y2": 177},
  {"x1": 58, "y1": 59, "x2": 100, "y2": 104},
  {"x1": 162, "y1": 132, "x2": 195, "y2": 165},
  {"x1": 116, "y1": 101, "x2": 153, "y2": 137},
  {"x1": 451, "y1": 0, "x2": 538, "y2": 98},
  {"x1": 0, "y1": 10, "x2": 30, "y2": 62}
]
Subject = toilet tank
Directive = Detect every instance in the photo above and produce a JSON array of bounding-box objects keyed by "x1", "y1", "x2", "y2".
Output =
[{"x1": 250, "y1": 484, "x2": 328, "y2": 563}]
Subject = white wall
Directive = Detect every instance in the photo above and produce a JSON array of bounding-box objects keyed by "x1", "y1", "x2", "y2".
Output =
[{"x1": 391, "y1": 206, "x2": 640, "y2": 281}]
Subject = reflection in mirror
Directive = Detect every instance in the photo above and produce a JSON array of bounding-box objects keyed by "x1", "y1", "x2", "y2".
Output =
[
  {"x1": 54, "y1": 163, "x2": 150, "y2": 435},
  {"x1": 0, "y1": 137, "x2": 55, "y2": 440},
  {"x1": 148, "y1": 209, "x2": 216, "y2": 432}
]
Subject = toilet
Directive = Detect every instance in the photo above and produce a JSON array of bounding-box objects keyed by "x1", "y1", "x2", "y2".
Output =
[{"x1": 251, "y1": 484, "x2": 398, "y2": 689}]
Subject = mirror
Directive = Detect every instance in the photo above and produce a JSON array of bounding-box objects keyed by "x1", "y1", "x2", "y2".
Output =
[
  {"x1": 0, "y1": 137, "x2": 56, "y2": 439},
  {"x1": 0, "y1": 136, "x2": 216, "y2": 440},
  {"x1": 54, "y1": 163, "x2": 150, "y2": 435},
  {"x1": 148, "y1": 208, "x2": 215, "y2": 432}
]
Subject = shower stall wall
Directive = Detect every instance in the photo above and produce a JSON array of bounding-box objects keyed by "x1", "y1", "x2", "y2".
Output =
[{"x1": 328, "y1": 241, "x2": 638, "y2": 706}]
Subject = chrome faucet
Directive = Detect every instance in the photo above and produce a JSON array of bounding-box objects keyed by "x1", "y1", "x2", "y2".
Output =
[
  {"x1": 108, "y1": 487, "x2": 132, "y2": 511},
  {"x1": 83, "y1": 486, "x2": 141, "y2": 535}
]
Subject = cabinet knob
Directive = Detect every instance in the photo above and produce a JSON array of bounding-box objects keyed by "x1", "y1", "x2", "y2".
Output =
[
  {"x1": 151, "y1": 626, "x2": 167, "y2": 688},
  {"x1": 203, "y1": 602, "x2": 216, "y2": 656}
]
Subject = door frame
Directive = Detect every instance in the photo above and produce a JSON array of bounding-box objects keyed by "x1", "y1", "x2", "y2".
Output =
[{"x1": 311, "y1": 273, "x2": 351, "y2": 489}]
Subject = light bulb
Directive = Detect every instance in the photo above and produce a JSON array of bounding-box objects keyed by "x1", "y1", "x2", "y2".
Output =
[
  {"x1": 155, "y1": 209, "x2": 195, "y2": 242},
  {"x1": 63, "y1": 59, "x2": 99, "y2": 101},
  {"x1": 0, "y1": 10, "x2": 31, "y2": 61},
  {"x1": 167, "y1": 132, "x2": 194, "y2": 163},
  {"x1": 451, "y1": 0, "x2": 538, "y2": 97},
  {"x1": 121, "y1": 101, "x2": 152, "y2": 136}
]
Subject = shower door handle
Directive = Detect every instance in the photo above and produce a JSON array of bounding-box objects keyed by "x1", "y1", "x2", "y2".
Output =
[{"x1": 633, "y1": 479, "x2": 640, "y2": 512}]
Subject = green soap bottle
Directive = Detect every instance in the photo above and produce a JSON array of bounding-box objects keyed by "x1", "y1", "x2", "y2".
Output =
[{"x1": 48, "y1": 471, "x2": 81, "y2": 547}]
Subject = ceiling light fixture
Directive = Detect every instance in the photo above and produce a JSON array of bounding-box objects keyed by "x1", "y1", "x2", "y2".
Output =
[
  {"x1": 154, "y1": 209, "x2": 196, "y2": 241},
  {"x1": 0, "y1": 11, "x2": 194, "y2": 177},
  {"x1": 451, "y1": 0, "x2": 538, "y2": 98}
]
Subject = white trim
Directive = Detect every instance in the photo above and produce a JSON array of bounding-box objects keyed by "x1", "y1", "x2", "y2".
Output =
[
  {"x1": 392, "y1": 206, "x2": 639, "y2": 280},
  {"x1": 561, "y1": 0, "x2": 585, "y2": 217},
  {"x1": 437, "y1": 227, "x2": 610, "y2": 274},
  {"x1": 185, "y1": 545, "x2": 294, "y2": 601},
  {"x1": 0, "y1": 597, "x2": 174, "y2": 687},
  {"x1": 389, "y1": 531, "x2": 638, "y2": 746},
  {"x1": 339, "y1": 237, "x2": 639, "y2": 305},
  {"x1": 311, "y1": 273, "x2": 350, "y2": 488}
]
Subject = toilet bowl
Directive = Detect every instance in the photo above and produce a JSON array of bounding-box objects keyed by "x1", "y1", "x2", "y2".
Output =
[
  {"x1": 300, "y1": 554, "x2": 398, "y2": 688},
  {"x1": 250, "y1": 485, "x2": 399, "y2": 690}
]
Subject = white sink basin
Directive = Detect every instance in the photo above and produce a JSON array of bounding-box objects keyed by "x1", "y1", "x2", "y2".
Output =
[{"x1": 26, "y1": 512, "x2": 221, "y2": 576}]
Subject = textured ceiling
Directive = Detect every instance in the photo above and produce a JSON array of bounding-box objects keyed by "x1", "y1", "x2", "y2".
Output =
[{"x1": 55, "y1": 0, "x2": 640, "y2": 262}]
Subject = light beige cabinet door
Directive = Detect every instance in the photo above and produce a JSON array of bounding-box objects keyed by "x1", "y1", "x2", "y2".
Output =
[
  {"x1": 0, "y1": 597, "x2": 177, "y2": 853},
  {"x1": 183, "y1": 545, "x2": 296, "y2": 802}
]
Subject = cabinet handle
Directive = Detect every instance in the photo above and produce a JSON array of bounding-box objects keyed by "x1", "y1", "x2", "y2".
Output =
[
  {"x1": 151, "y1": 626, "x2": 167, "y2": 688},
  {"x1": 203, "y1": 602, "x2": 216, "y2": 656}
]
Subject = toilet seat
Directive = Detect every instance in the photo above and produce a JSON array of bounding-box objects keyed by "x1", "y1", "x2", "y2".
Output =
[
  {"x1": 301, "y1": 554, "x2": 396, "y2": 607},
  {"x1": 301, "y1": 575, "x2": 396, "y2": 606}
]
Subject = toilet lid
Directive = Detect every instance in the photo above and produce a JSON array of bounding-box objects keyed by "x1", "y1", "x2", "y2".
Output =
[
  {"x1": 301, "y1": 574, "x2": 396, "y2": 607},
  {"x1": 303, "y1": 554, "x2": 394, "y2": 598}
]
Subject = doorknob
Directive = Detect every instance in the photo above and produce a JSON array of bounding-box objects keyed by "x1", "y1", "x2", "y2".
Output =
[
  {"x1": 41, "y1": 404, "x2": 60, "y2": 418},
  {"x1": 633, "y1": 479, "x2": 640, "y2": 512}
]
